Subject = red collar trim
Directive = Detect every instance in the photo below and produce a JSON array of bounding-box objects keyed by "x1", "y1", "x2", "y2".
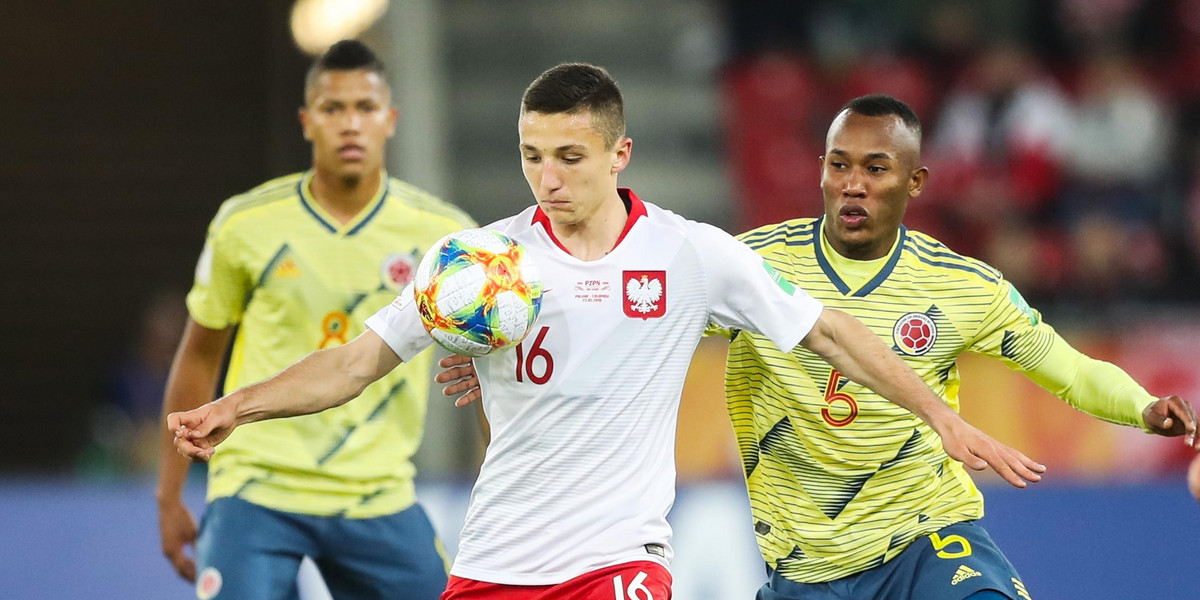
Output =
[{"x1": 531, "y1": 188, "x2": 647, "y2": 255}]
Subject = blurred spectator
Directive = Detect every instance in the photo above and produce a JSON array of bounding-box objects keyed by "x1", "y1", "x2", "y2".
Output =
[
  {"x1": 924, "y1": 41, "x2": 1074, "y2": 297},
  {"x1": 722, "y1": 0, "x2": 1199, "y2": 312},
  {"x1": 78, "y1": 290, "x2": 188, "y2": 476},
  {"x1": 1057, "y1": 47, "x2": 1172, "y2": 304}
]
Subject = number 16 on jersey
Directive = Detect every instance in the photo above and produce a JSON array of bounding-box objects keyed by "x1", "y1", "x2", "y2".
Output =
[{"x1": 515, "y1": 326, "x2": 553, "y2": 384}]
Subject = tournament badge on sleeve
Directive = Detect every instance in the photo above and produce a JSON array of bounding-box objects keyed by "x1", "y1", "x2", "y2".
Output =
[{"x1": 623, "y1": 271, "x2": 666, "y2": 319}]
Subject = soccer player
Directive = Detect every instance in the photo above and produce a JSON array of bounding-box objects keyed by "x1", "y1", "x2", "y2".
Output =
[
  {"x1": 155, "y1": 40, "x2": 475, "y2": 599},
  {"x1": 725, "y1": 94, "x2": 1200, "y2": 600},
  {"x1": 168, "y1": 64, "x2": 1043, "y2": 600}
]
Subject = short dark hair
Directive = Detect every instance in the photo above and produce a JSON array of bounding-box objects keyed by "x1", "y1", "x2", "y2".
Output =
[
  {"x1": 304, "y1": 40, "x2": 387, "y2": 103},
  {"x1": 521, "y1": 63, "x2": 626, "y2": 149},
  {"x1": 841, "y1": 94, "x2": 922, "y2": 140}
]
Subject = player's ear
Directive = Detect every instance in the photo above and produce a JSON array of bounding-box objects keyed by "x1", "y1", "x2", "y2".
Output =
[
  {"x1": 909, "y1": 166, "x2": 929, "y2": 198},
  {"x1": 385, "y1": 106, "x2": 399, "y2": 139},
  {"x1": 611, "y1": 137, "x2": 632, "y2": 174},
  {"x1": 299, "y1": 108, "x2": 313, "y2": 141}
]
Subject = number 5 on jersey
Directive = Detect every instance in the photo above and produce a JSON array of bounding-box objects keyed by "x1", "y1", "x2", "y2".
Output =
[
  {"x1": 515, "y1": 326, "x2": 554, "y2": 384},
  {"x1": 822, "y1": 369, "x2": 858, "y2": 427}
]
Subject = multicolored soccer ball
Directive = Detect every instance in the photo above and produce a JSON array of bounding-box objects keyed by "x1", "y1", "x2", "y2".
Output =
[{"x1": 413, "y1": 228, "x2": 544, "y2": 357}]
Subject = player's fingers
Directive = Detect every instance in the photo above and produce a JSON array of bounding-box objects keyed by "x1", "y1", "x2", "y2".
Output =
[
  {"x1": 454, "y1": 388, "x2": 482, "y2": 407},
  {"x1": 173, "y1": 432, "x2": 211, "y2": 462},
  {"x1": 442, "y1": 378, "x2": 479, "y2": 397},
  {"x1": 438, "y1": 354, "x2": 473, "y2": 368},
  {"x1": 1002, "y1": 447, "x2": 1043, "y2": 483},
  {"x1": 1015, "y1": 449, "x2": 1047, "y2": 475},
  {"x1": 1168, "y1": 397, "x2": 1199, "y2": 447},
  {"x1": 945, "y1": 442, "x2": 988, "y2": 472},
  {"x1": 184, "y1": 409, "x2": 225, "y2": 439},
  {"x1": 165, "y1": 547, "x2": 196, "y2": 582},
  {"x1": 435, "y1": 364, "x2": 476, "y2": 384},
  {"x1": 978, "y1": 448, "x2": 1027, "y2": 489},
  {"x1": 178, "y1": 557, "x2": 196, "y2": 582}
]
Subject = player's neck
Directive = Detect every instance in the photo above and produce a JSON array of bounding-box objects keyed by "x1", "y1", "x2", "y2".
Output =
[
  {"x1": 825, "y1": 228, "x2": 898, "y2": 262},
  {"x1": 551, "y1": 191, "x2": 629, "y2": 261},
  {"x1": 309, "y1": 169, "x2": 382, "y2": 225}
]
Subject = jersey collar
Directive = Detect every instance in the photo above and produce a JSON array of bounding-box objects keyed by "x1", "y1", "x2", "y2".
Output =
[
  {"x1": 812, "y1": 216, "x2": 906, "y2": 297},
  {"x1": 297, "y1": 170, "x2": 389, "y2": 236},
  {"x1": 531, "y1": 188, "x2": 647, "y2": 255}
]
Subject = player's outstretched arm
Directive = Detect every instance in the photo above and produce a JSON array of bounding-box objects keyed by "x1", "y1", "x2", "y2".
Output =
[
  {"x1": 167, "y1": 329, "x2": 401, "y2": 461},
  {"x1": 801, "y1": 308, "x2": 1046, "y2": 488}
]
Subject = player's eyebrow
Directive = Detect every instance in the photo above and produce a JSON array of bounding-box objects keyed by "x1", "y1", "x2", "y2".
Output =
[
  {"x1": 520, "y1": 143, "x2": 587, "y2": 153},
  {"x1": 828, "y1": 148, "x2": 894, "y2": 161}
]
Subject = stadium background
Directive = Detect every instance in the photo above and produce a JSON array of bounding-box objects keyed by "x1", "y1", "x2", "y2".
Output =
[{"x1": 1, "y1": 0, "x2": 1198, "y2": 598}]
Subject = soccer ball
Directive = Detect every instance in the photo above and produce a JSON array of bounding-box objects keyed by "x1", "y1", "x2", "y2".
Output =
[{"x1": 413, "y1": 228, "x2": 544, "y2": 357}]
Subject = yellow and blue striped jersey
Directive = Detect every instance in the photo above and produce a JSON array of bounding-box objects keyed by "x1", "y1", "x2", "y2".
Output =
[
  {"x1": 725, "y1": 216, "x2": 1148, "y2": 583},
  {"x1": 188, "y1": 171, "x2": 474, "y2": 518}
]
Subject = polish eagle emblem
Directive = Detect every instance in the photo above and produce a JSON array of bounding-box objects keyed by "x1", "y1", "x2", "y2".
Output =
[{"x1": 626, "y1": 274, "x2": 663, "y2": 314}]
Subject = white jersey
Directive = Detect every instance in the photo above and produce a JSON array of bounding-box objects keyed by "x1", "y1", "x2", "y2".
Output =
[{"x1": 366, "y1": 189, "x2": 823, "y2": 585}]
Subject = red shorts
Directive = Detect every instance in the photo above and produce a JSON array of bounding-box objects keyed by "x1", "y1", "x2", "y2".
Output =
[{"x1": 442, "y1": 560, "x2": 672, "y2": 600}]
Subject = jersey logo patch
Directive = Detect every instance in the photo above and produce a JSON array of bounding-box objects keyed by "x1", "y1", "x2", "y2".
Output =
[
  {"x1": 197, "y1": 567, "x2": 223, "y2": 599},
  {"x1": 274, "y1": 258, "x2": 302, "y2": 279},
  {"x1": 624, "y1": 271, "x2": 666, "y2": 319},
  {"x1": 951, "y1": 565, "x2": 981, "y2": 585},
  {"x1": 761, "y1": 260, "x2": 796, "y2": 295},
  {"x1": 893, "y1": 312, "x2": 937, "y2": 355},
  {"x1": 381, "y1": 253, "x2": 417, "y2": 291},
  {"x1": 1007, "y1": 284, "x2": 1038, "y2": 325}
]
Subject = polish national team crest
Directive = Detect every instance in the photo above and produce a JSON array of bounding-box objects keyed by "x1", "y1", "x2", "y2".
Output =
[
  {"x1": 623, "y1": 271, "x2": 666, "y2": 319},
  {"x1": 196, "y1": 567, "x2": 222, "y2": 599},
  {"x1": 380, "y1": 253, "x2": 417, "y2": 291},
  {"x1": 893, "y1": 312, "x2": 937, "y2": 356}
]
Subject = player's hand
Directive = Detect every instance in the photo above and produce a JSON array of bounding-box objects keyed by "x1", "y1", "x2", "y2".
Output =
[
  {"x1": 157, "y1": 497, "x2": 198, "y2": 581},
  {"x1": 436, "y1": 354, "x2": 481, "y2": 407},
  {"x1": 1188, "y1": 455, "x2": 1200, "y2": 505},
  {"x1": 167, "y1": 400, "x2": 237, "y2": 461},
  {"x1": 1141, "y1": 395, "x2": 1199, "y2": 450},
  {"x1": 934, "y1": 416, "x2": 1046, "y2": 488}
]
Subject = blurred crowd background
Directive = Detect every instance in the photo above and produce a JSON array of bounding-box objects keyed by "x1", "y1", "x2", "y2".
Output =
[
  {"x1": 1, "y1": 1, "x2": 1198, "y2": 598},
  {"x1": 726, "y1": 0, "x2": 1200, "y2": 313}
]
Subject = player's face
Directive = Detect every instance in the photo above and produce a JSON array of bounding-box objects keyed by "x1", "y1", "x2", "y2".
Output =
[
  {"x1": 518, "y1": 110, "x2": 631, "y2": 227},
  {"x1": 820, "y1": 111, "x2": 927, "y2": 260},
  {"x1": 300, "y1": 69, "x2": 397, "y2": 185}
]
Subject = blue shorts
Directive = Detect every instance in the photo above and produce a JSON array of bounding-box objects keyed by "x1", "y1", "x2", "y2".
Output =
[
  {"x1": 757, "y1": 522, "x2": 1031, "y2": 600},
  {"x1": 195, "y1": 496, "x2": 448, "y2": 600}
]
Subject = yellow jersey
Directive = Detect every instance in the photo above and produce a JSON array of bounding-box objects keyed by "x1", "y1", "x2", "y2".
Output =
[
  {"x1": 726, "y1": 217, "x2": 1154, "y2": 582},
  {"x1": 188, "y1": 171, "x2": 474, "y2": 518}
]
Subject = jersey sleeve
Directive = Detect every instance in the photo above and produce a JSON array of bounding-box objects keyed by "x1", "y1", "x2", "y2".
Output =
[
  {"x1": 692, "y1": 223, "x2": 823, "y2": 353},
  {"x1": 967, "y1": 279, "x2": 1056, "y2": 370},
  {"x1": 969, "y1": 279, "x2": 1154, "y2": 428},
  {"x1": 364, "y1": 284, "x2": 435, "y2": 362},
  {"x1": 185, "y1": 213, "x2": 250, "y2": 330}
]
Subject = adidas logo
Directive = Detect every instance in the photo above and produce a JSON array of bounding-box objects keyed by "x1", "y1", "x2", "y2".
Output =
[{"x1": 951, "y1": 565, "x2": 982, "y2": 585}]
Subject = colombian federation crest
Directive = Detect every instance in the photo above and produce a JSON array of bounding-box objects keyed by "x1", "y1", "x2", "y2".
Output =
[
  {"x1": 380, "y1": 253, "x2": 417, "y2": 291},
  {"x1": 623, "y1": 270, "x2": 666, "y2": 319},
  {"x1": 893, "y1": 312, "x2": 937, "y2": 356}
]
